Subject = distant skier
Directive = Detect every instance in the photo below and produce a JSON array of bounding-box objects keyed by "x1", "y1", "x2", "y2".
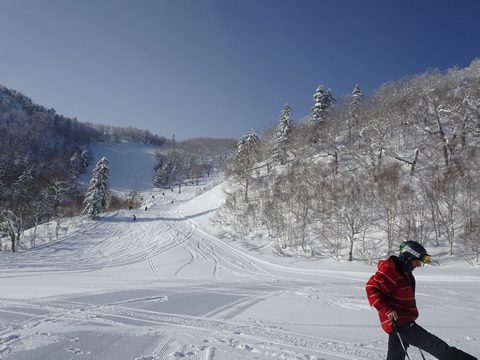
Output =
[
  {"x1": 133, "y1": 214, "x2": 136, "y2": 221},
  {"x1": 366, "y1": 241, "x2": 476, "y2": 360},
  {"x1": 145, "y1": 206, "x2": 148, "y2": 211}
]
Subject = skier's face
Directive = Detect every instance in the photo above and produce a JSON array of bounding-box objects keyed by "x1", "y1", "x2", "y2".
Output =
[{"x1": 411, "y1": 260, "x2": 422, "y2": 270}]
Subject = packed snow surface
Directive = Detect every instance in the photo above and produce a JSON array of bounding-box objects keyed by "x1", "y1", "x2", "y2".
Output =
[{"x1": 0, "y1": 143, "x2": 478, "y2": 359}]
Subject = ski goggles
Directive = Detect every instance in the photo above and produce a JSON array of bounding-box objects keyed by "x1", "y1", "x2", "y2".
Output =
[{"x1": 400, "y1": 242, "x2": 431, "y2": 264}]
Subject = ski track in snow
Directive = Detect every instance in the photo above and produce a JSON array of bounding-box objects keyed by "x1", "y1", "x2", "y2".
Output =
[
  {"x1": 0, "y1": 144, "x2": 478, "y2": 360},
  {"x1": 0, "y1": 183, "x2": 388, "y2": 359}
]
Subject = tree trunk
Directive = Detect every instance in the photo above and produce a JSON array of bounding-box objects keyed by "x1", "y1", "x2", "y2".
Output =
[
  {"x1": 348, "y1": 236, "x2": 354, "y2": 262},
  {"x1": 433, "y1": 102, "x2": 450, "y2": 169},
  {"x1": 5, "y1": 220, "x2": 17, "y2": 253}
]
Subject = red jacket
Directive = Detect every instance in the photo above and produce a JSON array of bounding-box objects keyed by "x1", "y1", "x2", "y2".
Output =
[{"x1": 366, "y1": 256, "x2": 418, "y2": 333}]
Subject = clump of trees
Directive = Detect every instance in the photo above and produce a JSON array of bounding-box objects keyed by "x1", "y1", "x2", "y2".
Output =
[
  {"x1": 214, "y1": 59, "x2": 480, "y2": 265},
  {"x1": 153, "y1": 136, "x2": 237, "y2": 190}
]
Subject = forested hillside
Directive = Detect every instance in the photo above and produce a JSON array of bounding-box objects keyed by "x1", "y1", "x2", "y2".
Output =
[
  {"x1": 0, "y1": 84, "x2": 237, "y2": 253},
  {"x1": 0, "y1": 84, "x2": 169, "y2": 251},
  {"x1": 216, "y1": 59, "x2": 480, "y2": 265},
  {"x1": 2, "y1": 58, "x2": 480, "y2": 266}
]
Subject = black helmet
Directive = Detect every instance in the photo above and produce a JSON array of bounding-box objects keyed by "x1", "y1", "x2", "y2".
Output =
[{"x1": 399, "y1": 241, "x2": 431, "y2": 264}]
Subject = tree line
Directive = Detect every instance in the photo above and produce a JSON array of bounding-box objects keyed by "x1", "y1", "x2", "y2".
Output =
[
  {"x1": 153, "y1": 136, "x2": 237, "y2": 190},
  {"x1": 215, "y1": 59, "x2": 480, "y2": 265}
]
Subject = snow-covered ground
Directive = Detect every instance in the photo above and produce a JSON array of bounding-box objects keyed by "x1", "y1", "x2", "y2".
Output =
[{"x1": 0, "y1": 143, "x2": 478, "y2": 360}]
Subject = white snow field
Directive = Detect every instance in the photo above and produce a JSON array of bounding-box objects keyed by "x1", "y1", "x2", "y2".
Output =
[{"x1": 0, "y1": 143, "x2": 478, "y2": 360}]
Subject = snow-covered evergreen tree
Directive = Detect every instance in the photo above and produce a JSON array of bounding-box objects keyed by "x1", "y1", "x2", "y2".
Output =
[
  {"x1": 309, "y1": 85, "x2": 335, "y2": 143},
  {"x1": 69, "y1": 151, "x2": 81, "y2": 178},
  {"x1": 69, "y1": 150, "x2": 91, "y2": 178},
  {"x1": 323, "y1": 88, "x2": 335, "y2": 113},
  {"x1": 309, "y1": 85, "x2": 325, "y2": 125},
  {"x1": 83, "y1": 157, "x2": 111, "y2": 220},
  {"x1": 153, "y1": 164, "x2": 168, "y2": 187},
  {"x1": 270, "y1": 104, "x2": 296, "y2": 165},
  {"x1": 347, "y1": 84, "x2": 363, "y2": 148},
  {"x1": 153, "y1": 161, "x2": 174, "y2": 187},
  {"x1": 234, "y1": 128, "x2": 260, "y2": 172},
  {"x1": 80, "y1": 150, "x2": 90, "y2": 174},
  {"x1": 351, "y1": 84, "x2": 363, "y2": 107}
]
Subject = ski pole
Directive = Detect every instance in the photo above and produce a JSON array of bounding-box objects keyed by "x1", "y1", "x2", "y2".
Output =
[
  {"x1": 393, "y1": 320, "x2": 426, "y2": 360},
  {"x1": 392, "y1": 320, "x2": 411, "y2": 360},
  {"x1": 418, "y1": 348, "x2": 426, "y2": 360}
]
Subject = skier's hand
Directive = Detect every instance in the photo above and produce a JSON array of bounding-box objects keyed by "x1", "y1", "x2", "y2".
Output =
[{"x1": 387, "y1": 310, "x2": 398, "y2": 321}]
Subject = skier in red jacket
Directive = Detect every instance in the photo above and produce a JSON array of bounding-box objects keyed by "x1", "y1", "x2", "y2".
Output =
[{"x1": 366, "y1": 241, "x2": 476, "y2": 360}]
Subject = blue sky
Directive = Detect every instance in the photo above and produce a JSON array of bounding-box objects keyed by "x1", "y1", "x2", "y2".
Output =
[{"x1": 1, "y1": 0, "x2": 479, "y2": 140}]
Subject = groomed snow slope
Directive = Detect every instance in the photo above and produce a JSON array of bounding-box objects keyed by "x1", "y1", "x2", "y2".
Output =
[{"x1": 0, "y1": 143, "x2": 478, "y2": 360}]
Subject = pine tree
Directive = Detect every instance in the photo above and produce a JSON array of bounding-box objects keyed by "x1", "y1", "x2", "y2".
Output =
[
  {"x1": 309, "y1": 85, "x2": 335, "y2": 143},
  {"x1": 347, "y1": 84, "x2": 363, "y2": 149},
  {"x1": 271, "y1": 104, "x2": 296, "y2": 165},
  {"x1": 153, "y1": 161, "x2": 174, "y2": 187},
  {"x1": 83, "y1": 157, "x2": 111, "y2": 220},
  {"x1": 80, "y1": 150, "x2": 90, "y2": 174},
  {"x1": 69, "y1": 151, "x2": 81, "y2": 178},
  {"x1": 235, "y1": 128, "x2": 259, "y2": 172},
  {"x1": 309, "y1": 85, "x2": 325, "y2": 126}
]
